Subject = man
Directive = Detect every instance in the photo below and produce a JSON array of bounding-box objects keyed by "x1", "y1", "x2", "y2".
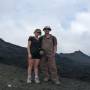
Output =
[{"x1": 40, "y1": 26, "x2": 60, "y2": 85}]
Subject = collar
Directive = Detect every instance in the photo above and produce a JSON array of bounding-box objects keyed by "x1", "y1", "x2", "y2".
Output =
[{"x1": 44, "y1": 34, "x2": 52, "y2": 39}]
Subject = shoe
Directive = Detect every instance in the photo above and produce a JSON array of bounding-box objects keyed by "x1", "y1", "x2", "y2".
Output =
[
  {"x1": 52, "y1": 79, "x2": 61, "y2": 85},
  {"x1": 27, "y1": 77, "x2": 32, "y2": 83},
  {"x1": 35, "y1": 77, "x2": 40, "y2": 84},
  {"x1": 43, "y1": 77, "x2": 49, "y2": 82}
]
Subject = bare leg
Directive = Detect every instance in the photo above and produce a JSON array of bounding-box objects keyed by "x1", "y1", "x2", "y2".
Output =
[
  {"x1": 34, "y1": 59, "x2": 40, "y2": 83},
  {"x1": 27, "y1": 58, "x2": 34, "y2": 83},
  {"x1": 34, "y1": 59, "x2": 40, "y2": 77}
]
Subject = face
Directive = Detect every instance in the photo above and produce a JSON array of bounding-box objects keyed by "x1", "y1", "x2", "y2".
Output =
[
  {"x1": 44, "y1": 29, "x2": 50, "y2": 34},
  {"x1": 34, "y1": 31, "x2": 41, "y2": 37}
]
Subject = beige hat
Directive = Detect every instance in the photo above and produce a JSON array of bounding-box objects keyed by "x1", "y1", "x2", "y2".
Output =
[{"x1": 43, "y1": 26, "x2": 51, "y2": 31}]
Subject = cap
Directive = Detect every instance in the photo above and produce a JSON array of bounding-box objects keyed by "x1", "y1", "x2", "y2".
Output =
[{"x1": 43, "y1": 26, "x2": 51, "y2": 31}]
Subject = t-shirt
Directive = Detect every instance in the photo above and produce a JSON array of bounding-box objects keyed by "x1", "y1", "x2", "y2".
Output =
[{"x1": 28, "y1": 36, "x2": 40, "y2": 53}]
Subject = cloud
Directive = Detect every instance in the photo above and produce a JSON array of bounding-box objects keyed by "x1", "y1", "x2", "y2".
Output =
[
  {"x1": 0, "y1": 0, "x2": 15, "y2": 16},
  {"x1": 59, "y1": 11, "x2": 90, "y2": 55},
  {"x1": 70, "y1": 12, "x2": 90, "y2": 33},
  {"x1": 14, "y1": 0, "x2": 89, "y2": 26},
  {"x1": 0, "y1": 0, "x2": 90, "y2": 55}
]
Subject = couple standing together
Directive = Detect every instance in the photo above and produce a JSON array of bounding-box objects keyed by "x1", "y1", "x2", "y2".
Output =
[{"x1": 27, "y1": 26, "x2": 60, "y2": 85}]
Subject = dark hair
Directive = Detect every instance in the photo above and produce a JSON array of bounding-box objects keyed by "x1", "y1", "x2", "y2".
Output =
[{"x1": 34, "y1": 29, "x2": 41, "y2": 35}]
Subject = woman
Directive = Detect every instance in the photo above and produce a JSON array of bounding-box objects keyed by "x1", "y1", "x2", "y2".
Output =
[{"x1": 27, "y1": 29, "x2": 41, "y2": 84}]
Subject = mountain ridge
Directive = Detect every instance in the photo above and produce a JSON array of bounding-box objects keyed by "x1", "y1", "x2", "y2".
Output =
[{"x1": 0, "y1": 38, "x2": 90, "y2": 81}]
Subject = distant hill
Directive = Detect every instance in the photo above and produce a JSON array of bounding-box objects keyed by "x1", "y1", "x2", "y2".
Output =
[
  {"x1": 0, "y1": 38, "x2": 90, "y2": 81},
  {"x1": 0, "y1": 38, "x2": 27, "y2": 68},
  {"x1": 56, "y1": 51, "x2": 90, "y2": 81},
  {"x1": 0, "y1": 38, "x2": 26, "y2": 57},
  {"x1": 59, "y1": 51, "x2": 90, "y2": 64}
]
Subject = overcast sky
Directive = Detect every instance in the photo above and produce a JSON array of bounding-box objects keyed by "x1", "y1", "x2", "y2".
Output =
[{"x1": 0, "y1": 0, "x2": 90, "y2": 55}]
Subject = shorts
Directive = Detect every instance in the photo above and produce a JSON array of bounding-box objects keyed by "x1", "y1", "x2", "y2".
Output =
[{"x1": 31, "y1": 50, "x2": 41, "y2": 59}]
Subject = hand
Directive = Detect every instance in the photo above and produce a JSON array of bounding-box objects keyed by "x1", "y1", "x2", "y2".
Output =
[
  {"x1": 53, "y1": 50, "x2": 56, "y2": 56},
  {"x1": 28, "y1": 54, "x2": 32, "y2": 59},
  {"x1": 53, "y1": 47, "x2": 57, "y2": 54},
  {"x1": 39, "y1": 50, "x2": 45, "y2": 55}
]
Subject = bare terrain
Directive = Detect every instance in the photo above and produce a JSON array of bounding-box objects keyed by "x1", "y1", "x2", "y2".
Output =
[{"x1": 0, "y1": 63, "x2": 90, "y2": 90}]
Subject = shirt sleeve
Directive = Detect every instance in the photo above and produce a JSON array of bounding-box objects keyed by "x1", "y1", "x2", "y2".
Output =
[
  {"x1": 53, "y1": 36, "x2": 57, "y2": 46},
  {"x1": 28, "y1": 36, "x2": 33, "y2": 41}
]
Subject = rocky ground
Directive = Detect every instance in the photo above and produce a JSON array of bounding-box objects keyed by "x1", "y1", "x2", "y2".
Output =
[{"x1": 0, "y1": 63, "x2": 90, "y2": 90}]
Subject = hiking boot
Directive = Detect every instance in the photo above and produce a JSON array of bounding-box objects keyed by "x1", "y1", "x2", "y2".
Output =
[
  {"x1": 27, "y1": 77, "x2": 32, "y2": 83},
  {"x1": 43, "y1": 77, "x2": 49, "y2": 82},
  {"x1": 35, "y1": 77, "x2": 40, "y2": 84},
  {"x1": 52, "y1": 79, "x2": 61, "y2": 85}
]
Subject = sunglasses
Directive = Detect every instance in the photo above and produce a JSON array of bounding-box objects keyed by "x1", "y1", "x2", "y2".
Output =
[
  {"x1": 37, "y1": 32, "x2": 41, "y2": 33},
  {"x1": 36, "y1": 32, "x2": 41, "y2": 35},
  {"x1": 43, "y1": 28, "x2": 51, "y2": 31}
]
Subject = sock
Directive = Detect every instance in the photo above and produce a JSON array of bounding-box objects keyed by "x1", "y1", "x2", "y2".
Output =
[
  {"x1": 28, "y1": 75, "x2": 31, "y2": 79},
  {"x1": 35, "y1": 75, "x2": 38, "y2": 79}
]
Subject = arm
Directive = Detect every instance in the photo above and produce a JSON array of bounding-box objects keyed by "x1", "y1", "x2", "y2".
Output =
[
  {"x1": 54, "y1": 45, "x2": 57, "y2": 53},
  {"x1": 27, "y1": 40, "x2": 32, "y2": 58},
  {"x1": 53, "y1": 36, "x2": 57, "y2": 54}
]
